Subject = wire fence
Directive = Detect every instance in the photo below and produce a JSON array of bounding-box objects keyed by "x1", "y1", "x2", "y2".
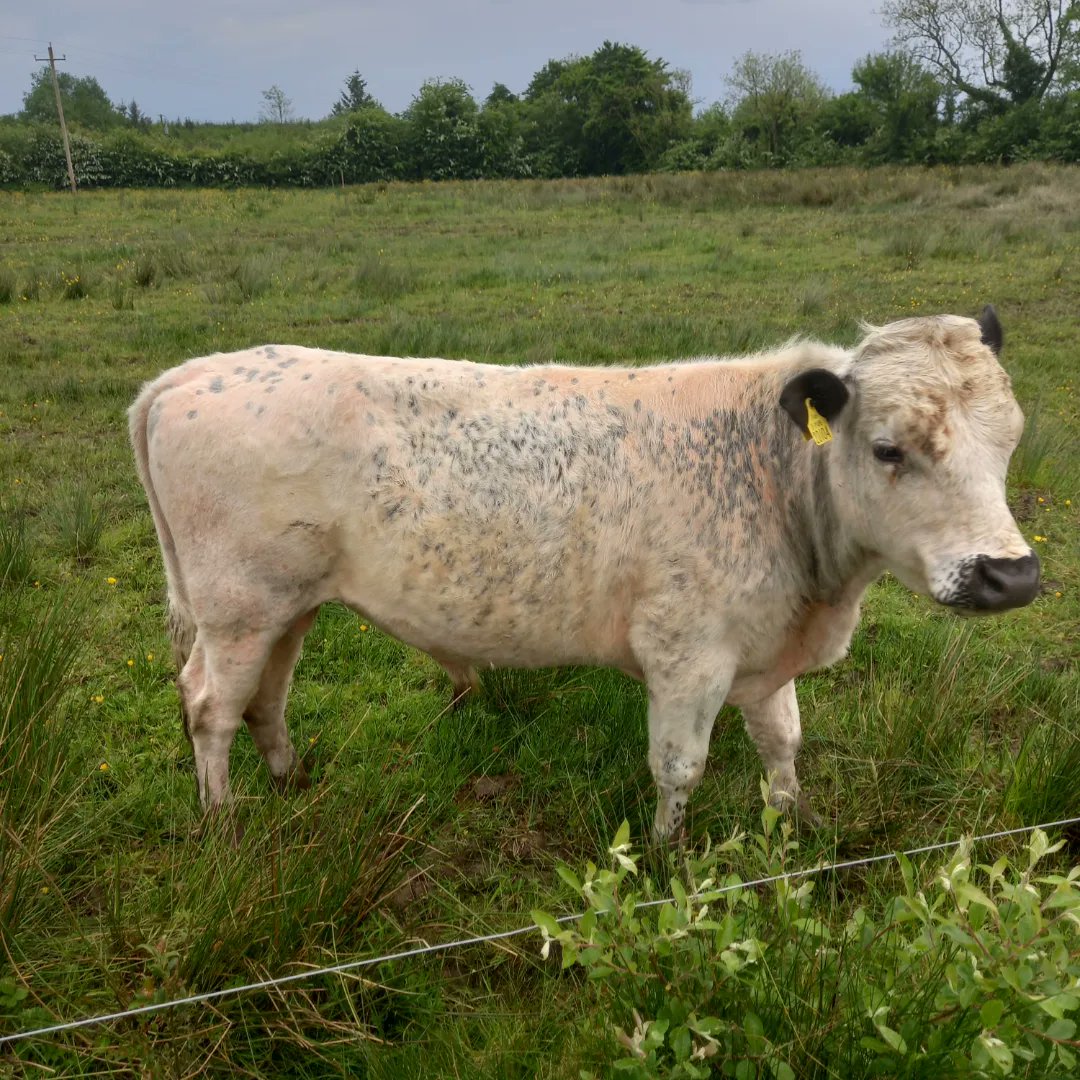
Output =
[{"x1": 2, "y1": 813, "x2": 1078, "y2": 1047}]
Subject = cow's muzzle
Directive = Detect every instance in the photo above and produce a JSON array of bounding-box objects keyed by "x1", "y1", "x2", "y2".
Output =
[{"x1": 959, "y1": 552, "x2": 1041, "y2": 612}]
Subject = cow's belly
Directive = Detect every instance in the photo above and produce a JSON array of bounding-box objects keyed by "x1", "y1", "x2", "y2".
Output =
[{"x1": 328, "y1": 505, "x2": 642, "y2": 673}]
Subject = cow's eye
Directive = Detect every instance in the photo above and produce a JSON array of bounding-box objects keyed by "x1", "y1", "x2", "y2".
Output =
[{"x1": 873, "y1": 443, "x2": 904, "y2": 466}]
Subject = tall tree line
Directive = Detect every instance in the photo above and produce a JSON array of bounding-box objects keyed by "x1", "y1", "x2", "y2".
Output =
[{"x1": 3, "y1": 5, "x2": 1080, "y2": 188}]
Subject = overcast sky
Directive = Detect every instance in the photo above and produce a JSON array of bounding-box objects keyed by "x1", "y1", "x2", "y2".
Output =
[{"x1": 3, "y1": 1, "x2": 893, "y2": 123}]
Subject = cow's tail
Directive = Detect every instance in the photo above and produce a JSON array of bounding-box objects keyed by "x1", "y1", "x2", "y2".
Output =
[{"x1": 128, "y1": 380, "x2": 196, "y2": 675}]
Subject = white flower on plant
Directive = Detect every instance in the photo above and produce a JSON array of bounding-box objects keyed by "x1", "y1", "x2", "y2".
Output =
[
  {"x1": 539, "y1": 926, "x2": 553, "y2": 960},
  {"x1": 608, "y1": 840, "x2": 638, "y2": 874},
  {"x1": 692, "y1": 1037, "x2": 719, "y2": 1061},
  {"x1": 615, "y1": 1009, "x2": 650, "y2": 1059}
]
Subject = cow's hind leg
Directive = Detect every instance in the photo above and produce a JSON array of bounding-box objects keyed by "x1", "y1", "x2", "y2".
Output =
[
  {"x1": 179, "y1": 627, "x2": 279, "y2": 811},
  {"x1": 742, "y1": 680, "x2": 820, "y2": 826},
  {"x1": 431, "y1": 653, "x2": 482, "y2": 708},
  {"x1": 243, "y1": 609, "x2": 318, "y2": 792}
]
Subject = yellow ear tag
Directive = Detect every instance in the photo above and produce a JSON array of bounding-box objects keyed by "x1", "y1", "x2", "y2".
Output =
[{"x1": 804, "y1": 398, "x2": 833, "y2": 446}]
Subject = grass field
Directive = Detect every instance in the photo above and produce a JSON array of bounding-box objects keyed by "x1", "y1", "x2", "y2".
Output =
[{"x1": 1, "y1": 165, "x2": 1078, "y2": 1077}]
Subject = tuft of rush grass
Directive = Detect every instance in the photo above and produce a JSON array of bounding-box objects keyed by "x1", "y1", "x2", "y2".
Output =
[
  {"x1": 0, "y1": 166, "x2": 1076, "y2": 1074},
  {"x1": 46, "y1": 482, "x2": 108, "y2": 566},
  {"x1": 0, "y1": 505, "x2": 33, "y2": 588},
  {"x1": 0, "y1": 587, "x2": 91, "y2": 938}
]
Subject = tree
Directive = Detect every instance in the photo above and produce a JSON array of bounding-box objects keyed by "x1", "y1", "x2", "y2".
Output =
[
  {"x1": 260, "y1": 85, "x2": 293, "y2": 124},
  {"x1": 402, "y1": 78, "x2": 485, "y2": 180},
  {"x1": 330, "y1": 71, "x2": 379, "y2": 116},
  {"x1": 881, "y1": 0, "x2": 1080, "y2": 110},
  {"x1": 125, "y1": 99, "x2": 151, "y2": 128},
  {"x1": 485, "y1": 82, "x2": 518, "y2": 107},
  {"x1": 851, "y1": 51, "x2": 943, "y2": 160},
  {"x1": 726, "y1": 51, "x2": 829, "y2": 162},
  {"x1": 21, "y1": 68, "x2": 124, "y2": 129},
  {"x1": 523, "y1": 42, "x2": 693, "y2": 176}
]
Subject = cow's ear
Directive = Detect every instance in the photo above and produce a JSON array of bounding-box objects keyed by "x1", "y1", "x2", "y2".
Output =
[
  {"x1": 779, "y1": 369, "x2": 850, "y2": 437},
  {"x1": 978, "y1": 304, "x2": 1003, "y2": 356}
]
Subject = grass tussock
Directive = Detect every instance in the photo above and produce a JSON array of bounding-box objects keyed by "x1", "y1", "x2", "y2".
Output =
[
  {"x1": 232, "y1": 253, "x2": 278, "y2": 300},
  {"x1": 0, "y1": 507, "x2": 33, "y2": 588},
  {"x1": 351, "y1": 256, "x2": 418, "y2": 301},
  {"x1": 47, "y1": 482, "x2": 108, "y2": 565}
]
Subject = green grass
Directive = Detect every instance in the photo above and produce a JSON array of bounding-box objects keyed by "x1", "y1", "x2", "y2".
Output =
[{"x1": 0, "y1": 165, "x2": 1078, "y2": 1076}]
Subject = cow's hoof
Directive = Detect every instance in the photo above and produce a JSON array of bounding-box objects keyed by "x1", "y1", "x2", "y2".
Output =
[
  {"x1": 194, "y1": 805, "x2": 243, "y2": 848},
  {"x1": 793, "y1": 792, "x2": 824, "y2": 831},
  {"x1": 273, "y1": 759, "x2": 312, "y2": 793}
]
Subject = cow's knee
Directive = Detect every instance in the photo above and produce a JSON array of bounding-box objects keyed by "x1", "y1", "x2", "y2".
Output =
[{"x1": 650, "y1": 750, "x2": 708, "y2": 843}]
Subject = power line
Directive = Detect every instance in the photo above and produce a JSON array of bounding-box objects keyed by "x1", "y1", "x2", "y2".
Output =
[{"x1": 1, "y1": 813, "x2": 1077, "y2": 1047}]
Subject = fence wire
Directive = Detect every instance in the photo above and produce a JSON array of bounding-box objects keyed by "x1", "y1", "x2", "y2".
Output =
[{"x1": 2, "y1": 814, "x2": 1078, "y2": 1047}]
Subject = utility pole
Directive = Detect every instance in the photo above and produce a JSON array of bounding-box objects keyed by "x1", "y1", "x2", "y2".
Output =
[{"x1": 34, "y1": 43, "x2": 77, "y2": 195}]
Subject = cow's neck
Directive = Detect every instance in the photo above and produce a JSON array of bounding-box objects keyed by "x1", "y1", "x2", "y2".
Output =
[
  {"x1": 727, "y1": 430, "x2": 882, "y2": 708},
  {"x1": 786, "y1": 431, "x2": 879, "y2": 605}
]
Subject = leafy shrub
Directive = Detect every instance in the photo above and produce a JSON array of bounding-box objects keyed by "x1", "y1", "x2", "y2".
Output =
[{"x1": 534, "y1": 794, "x2": 1080, "y2": 1078}]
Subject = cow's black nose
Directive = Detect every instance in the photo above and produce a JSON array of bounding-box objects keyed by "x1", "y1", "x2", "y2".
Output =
[{"x1": 967, "y1": 553, "x2": 1041, "y2": 611}]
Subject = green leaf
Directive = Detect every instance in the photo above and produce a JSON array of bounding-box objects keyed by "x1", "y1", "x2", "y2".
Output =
[
  {"x1": 874, "y1": 1024, "x2": 907, "y2": 1054},
  {"x1": 953, "y1": 881, "x2": 998, "y2": 916},
  {"x1": 977, "y1": 1034, "x2": 1014, "y2": 1072},
  {"x1": 611, "y1": 819, "x2": 631, "y2": 852},
  {"x1": 531, "y1": 910, "x2": 561, "y2": 937},
  {"x1": 578, "y1": 908, "x2": 595, "y2": 940},
  {"x1": 671, "y1": 1025, "x2": 692, "y2": 1061},
  {"x1": 981, "y1": 999, "x2": 1005, "y2": 1029},
  {"x1": 1046, "y1": 1018, "x2": 1076, "y2": 1041},
  {"x1": 556, "y1": 865, "x2": 582, "y2": 892},
  {"x1": 1038, "y1": 993, "x2": 1079, "y2": 1020}
]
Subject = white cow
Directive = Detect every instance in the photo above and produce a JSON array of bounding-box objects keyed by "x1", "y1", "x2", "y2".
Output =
[{"x1": 129, "y1": 308, "x2": 1039, "y2": 839}]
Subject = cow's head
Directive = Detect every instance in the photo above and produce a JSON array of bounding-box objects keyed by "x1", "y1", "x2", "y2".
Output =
[{"x1": 780, "y1": 307, "x2": 1039, "y2": 612}]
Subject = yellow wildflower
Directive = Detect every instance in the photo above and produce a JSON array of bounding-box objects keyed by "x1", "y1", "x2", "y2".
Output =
[
  {"x1": 99, "y1": 762, "x2": 109, "y2": 772},
  {"x1": 127, "y1": 658, "x2": 134, "y2": 667},
  {"x1": 107, "y1": 577, "x2": 117, "y2": 585},
  {"x1": 146, "y1": 652, "x2": 154, "y2": 662}
]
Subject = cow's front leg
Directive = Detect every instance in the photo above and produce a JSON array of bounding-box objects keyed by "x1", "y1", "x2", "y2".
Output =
[
  {"x1": 646, "y1": 671, "x2": 731, "y2": 843},
  {"x1": 741, "y1": 679, "x2": 820, "y2": 825}
]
